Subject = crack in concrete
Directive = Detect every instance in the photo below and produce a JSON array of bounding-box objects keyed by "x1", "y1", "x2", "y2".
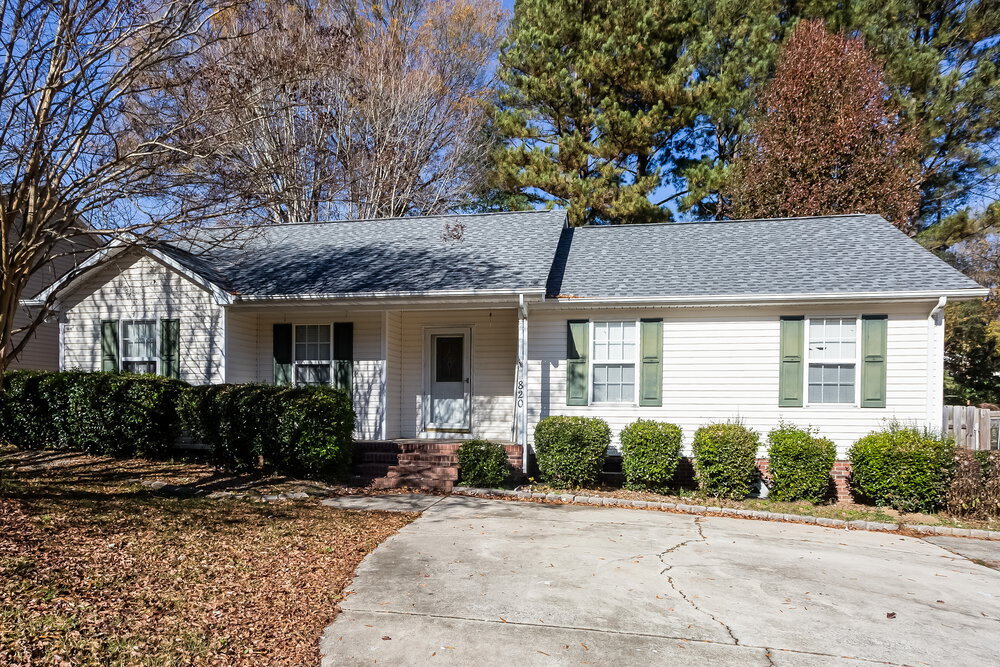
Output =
[
  {"x1": 340, "y1": 608, "x2": 909, "y2": 665},
  {"x1": 657, "y1": 518, "x2": 742, "y2": 646}
]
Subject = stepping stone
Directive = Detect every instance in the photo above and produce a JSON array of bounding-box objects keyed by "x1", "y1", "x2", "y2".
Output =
[{"x1": 321, "y1": 493, "x2": 441, "y2": 512}]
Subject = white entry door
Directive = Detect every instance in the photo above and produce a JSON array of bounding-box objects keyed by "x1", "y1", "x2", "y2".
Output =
[{"x1": 425, "y1": 328, "x2": 471, "y2": 431}]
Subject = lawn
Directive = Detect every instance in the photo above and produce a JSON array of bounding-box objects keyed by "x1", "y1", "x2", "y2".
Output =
[{"x1": 0, "y1": 445, "x2": 415, "y2": 665}]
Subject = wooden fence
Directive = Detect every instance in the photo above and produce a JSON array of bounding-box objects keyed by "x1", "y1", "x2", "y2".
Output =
[{"x1": 942, "y1": 405, "x2": 1000, "y2": 450}]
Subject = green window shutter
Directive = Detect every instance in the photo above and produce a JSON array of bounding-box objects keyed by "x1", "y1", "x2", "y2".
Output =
[
  {"x1": 333, "y1": 322, "x2": 354, "y2": 394},
  {"x1": 860, "y1": 315, "x2": 888, "y2": 408},
  {"x1": 778, "y1": 316, "x2": 804, "y2": 407},
  {"x1": 100, "y1": 320, "x2": 119, "y2": 372},
  {"x1": 566, "y1": 320, "x2": 589, "y2": 406},
  {"x1": 159, "y1": 319, "x2": 181, "y2": 379},
  {"x1": 273, "y1": 323, "x2": 293, "y2": 386},
  {"x1": 639, "y1": 318, "x2": 663, "y2": 407}
]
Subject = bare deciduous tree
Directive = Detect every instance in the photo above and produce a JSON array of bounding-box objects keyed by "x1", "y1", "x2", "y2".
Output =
[
  {"x1": 177, "y1": 0, "x2": 504, "y2": 223},
  {"x1": 0, "y1": 0, "x2": 255, "y2": 376}
]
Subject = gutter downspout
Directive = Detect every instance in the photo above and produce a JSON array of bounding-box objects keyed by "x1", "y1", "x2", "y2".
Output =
[
  {"x1": 928, "y1": 296, "x2": 947, "y2": 434},
  {"x1": 517, "y1": 293, "x2": 529, "y2": 473}
]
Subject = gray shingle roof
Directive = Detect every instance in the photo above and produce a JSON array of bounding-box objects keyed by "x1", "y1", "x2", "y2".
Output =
[
  {"x1": 154, "y1": 211, "x2": 982, "y2": 301},
  {"x1": 548, "y1": 214, "x2": 983, "y2": 298},
  {"x1": 162, "y1": 210, "x2": 567, "y2": 297}
]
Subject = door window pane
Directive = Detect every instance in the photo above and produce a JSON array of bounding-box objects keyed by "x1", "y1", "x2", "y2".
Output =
[{"x1": 435, "y1": 336, "x2": 463, "y2": 383}]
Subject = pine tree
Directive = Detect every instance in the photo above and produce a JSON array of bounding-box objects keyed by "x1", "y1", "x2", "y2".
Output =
[
  {"x1": 725, "y1": 19, "x2": 922, "y2": 231},
  {"x1": 492, "y1": 0, "x2": 693, "y2": 226},
  {"x1": 804, "y1": 0, "x2": 1000, "y2": 226}
]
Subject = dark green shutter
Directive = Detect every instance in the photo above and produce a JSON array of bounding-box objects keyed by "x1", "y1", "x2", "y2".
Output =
[
  {"x1": 566, "y1": 320, "x2": 589, "y2": 405},
  {"x1": 639, "y1": 319, "x2": 663, "y2": 407},
  {"x1": 860, "y1": 315, "x2": 888, "y2": 408},
  {"x1": 101, "y1": 320, "x2": 119, "y2": 372},
  {"x1": 159, "y1": 319, "x2": 180, "y2": 379},
  {"x1": 333, "y1": 322, "x2": 354, "y2": 394},
  {"x1": 273, "y1": 323, "x2": 293, "y2": 386},
  {"x1": 779, "y1": 316, "x2": 804, "y2": 407}
]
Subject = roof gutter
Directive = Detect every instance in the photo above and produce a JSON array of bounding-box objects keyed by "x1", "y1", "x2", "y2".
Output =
[
  {"x1": 232, "y1": 288, "x2": 546, "y2": 303},
  {"x1": 544, "y1": 288, "x2": 989, "y2": 307}
]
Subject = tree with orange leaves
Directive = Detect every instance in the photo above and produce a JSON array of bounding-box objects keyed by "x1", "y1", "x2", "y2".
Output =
[{"x1": 725, "y1": 19, "x2": 922, "y2": 233}]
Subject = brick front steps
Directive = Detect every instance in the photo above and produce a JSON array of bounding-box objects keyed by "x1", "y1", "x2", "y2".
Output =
[
  {"x1": 354, "y1": 440, "x2": 523, "y2": 492},
  {"x1": 450, "y1": 487, "x2": 1000, "y2": 541}
]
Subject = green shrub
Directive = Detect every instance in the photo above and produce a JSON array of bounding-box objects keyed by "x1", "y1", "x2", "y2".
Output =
[
  {"x1": 178, "y1": 383, "x2": 354, "y2": 476},
  {"x1": 457, "y1": 439, "x2": 511, "y2": 488},
  {"x1": 275, "y1": 387, "x2": 354, "y2": 476},
  {"x1": 692, "y1": 422, "x2": 760, "y2": 499},
  {"x1": 766, "y1": 423, "x2": 836, "y2": 503},
  {"x1": 0, "y1": 370, "x2": 185, "y2": 457},
  {"x1": 945, "y1": 450, "x2": 1000, "y2": 519},
  {"x1": 533, "y1": 416, "x2": 610, "y2": 487},
  {"x1": 619, "y1": 419, "x2": 682, "y2": 492},
  {"x1": 848, "y1": 423, "x2": 955, "y2": 512}
]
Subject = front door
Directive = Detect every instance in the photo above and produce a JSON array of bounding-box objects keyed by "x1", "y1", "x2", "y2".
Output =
[{"x1": 425, "y1": 328, "x2": 471, "y2": 432}]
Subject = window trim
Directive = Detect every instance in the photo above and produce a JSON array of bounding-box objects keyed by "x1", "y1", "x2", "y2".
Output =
[
  {"x1": 588, "y1": 319, "x2": 640, "y2": 406},
  {"x1": 803, "y1": 314, "x2": 862, "y2": 407},
  {"x1": 119, "y1": 319, "x2": 159, "y2": 375},
  {"x1": 292, "y1": 323, "x2": 333, "y2": 386}
]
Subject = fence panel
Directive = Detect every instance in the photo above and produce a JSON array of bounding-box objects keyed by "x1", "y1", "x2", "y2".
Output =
[{"x1": 942, "y1": 405, "x2": 999, "y2": 450}]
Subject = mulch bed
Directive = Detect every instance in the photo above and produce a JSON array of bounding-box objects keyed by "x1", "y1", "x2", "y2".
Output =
[{"x1": 0, "y1": 446, "x2": 415, "y2": 665}]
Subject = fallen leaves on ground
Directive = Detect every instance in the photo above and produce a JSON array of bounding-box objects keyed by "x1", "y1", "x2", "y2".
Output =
[{"x1": 0, "y1": 446, "x2": 415, "y2": 665}]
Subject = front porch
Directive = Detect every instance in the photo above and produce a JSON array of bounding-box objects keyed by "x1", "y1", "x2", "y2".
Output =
[
  {"x1": 223, "y1": 302, "x2": 530, "y2": 454},
  {"x1": 352, "y1": 439, "x2": 525, "y2": 491}
]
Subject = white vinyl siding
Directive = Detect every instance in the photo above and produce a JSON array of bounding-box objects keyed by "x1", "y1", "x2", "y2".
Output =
[
  {"x1": 61, "y1": 252, "x2": 225, "y2": 383},
  {"x1": 527, "y1": 302, "x2": 938, "y2": 458}
]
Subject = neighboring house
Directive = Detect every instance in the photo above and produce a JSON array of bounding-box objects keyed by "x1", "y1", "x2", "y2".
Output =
[
  {"x1": 29, "y1": 211, "x2": 987, "y2": 471},
  {"x1": 9, "y1": 230, "x2": 95, "y2": 371}
]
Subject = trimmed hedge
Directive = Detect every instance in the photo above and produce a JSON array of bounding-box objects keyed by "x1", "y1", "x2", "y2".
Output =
[
  {"x1": 848, "y1": 423, "x2": 955, "y2": 513},
  {"x1": 176, "y1": 384, "x2": 354, "y2": 476},
  {"x1": 0, "y1": 370, "x2": 186, "y2": 457},
  {"x1": 945, "y1": 450, "x2": 1000, "y2": 519},
  {"x1": 692, "y1": 422, "x2": 760, "y2": 499},
  {"x1": 457, "y1": 439, "x2": 511, "y2": 488},
  {"x1": 533, "y1": 416, "x2": 610, "y2": 488},
  {"x1": 619, "y1": 419, "x2": 682, "y2": 493},
  {"x1": 766, "y1": 423, "x2": 836, "y2": 503}
]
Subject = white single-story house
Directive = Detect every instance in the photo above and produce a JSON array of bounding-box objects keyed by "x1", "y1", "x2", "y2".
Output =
[{"x1": 25, "y1": 210, "x2": 987, "y2": 472}]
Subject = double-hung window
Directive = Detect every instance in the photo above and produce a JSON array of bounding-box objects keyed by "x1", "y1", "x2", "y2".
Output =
[
  {"x1": 294, "y1": 324, "x2": 332, "y2": 386},
  {"x1": 592, "y1": 321, "x2": 637, "y2": 403},
  {"x1": 121, "y1": 320, "x2": 158, "y2": 374},
  {"x1": 807, "y1": 317, "x2": 857, "y2": 404}
]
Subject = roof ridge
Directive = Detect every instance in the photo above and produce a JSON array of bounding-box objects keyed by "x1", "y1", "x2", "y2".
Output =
[
  {"x1": 575, "y1": 213, "x2": 875, "y2": 229},
  {"x1": 198, "y1": 209, "x2": 566, "y2": 231}
]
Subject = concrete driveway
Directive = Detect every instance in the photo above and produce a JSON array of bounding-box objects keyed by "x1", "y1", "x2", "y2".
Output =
[{"x1": 320, "y1": 496, "x2": 1000, "y2": 666}]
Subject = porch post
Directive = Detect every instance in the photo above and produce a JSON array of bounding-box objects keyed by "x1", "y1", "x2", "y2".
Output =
[{"x1": 517, "y1": 294, "x2": 529, "y2": 473}]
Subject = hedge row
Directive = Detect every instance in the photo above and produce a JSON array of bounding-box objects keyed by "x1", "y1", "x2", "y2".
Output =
[
  {"x1": 532, "y1": 416, "x2": 985, "y2": 514},
  {"x1": 0, "y1": 371, "x2": 355, "y2": 478},
  {"x1": 0, "y1": 370, "x2": 185, "y2": 457}
]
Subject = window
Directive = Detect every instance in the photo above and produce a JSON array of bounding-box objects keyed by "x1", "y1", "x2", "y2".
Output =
[
  {"x1": 592, "y1": 321, "x2": 637, "y2": 403},
  {"x1": 294, "y1": 324, "x2": 331, "y2": 386},
  {"x1": 121, "y1": 320, "x2": 157, "y2": 374},
  {"x1": 807, "y1": 317, "x2": 857, "y2": 404}
]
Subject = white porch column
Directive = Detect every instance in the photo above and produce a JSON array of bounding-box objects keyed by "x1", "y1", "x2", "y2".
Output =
[
  {"x1": 927, "y1": 297, "x2": 947, "y2": 433},
  {"x1": 517, "y1": 294, "x2": 529, "y2": 472}
]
